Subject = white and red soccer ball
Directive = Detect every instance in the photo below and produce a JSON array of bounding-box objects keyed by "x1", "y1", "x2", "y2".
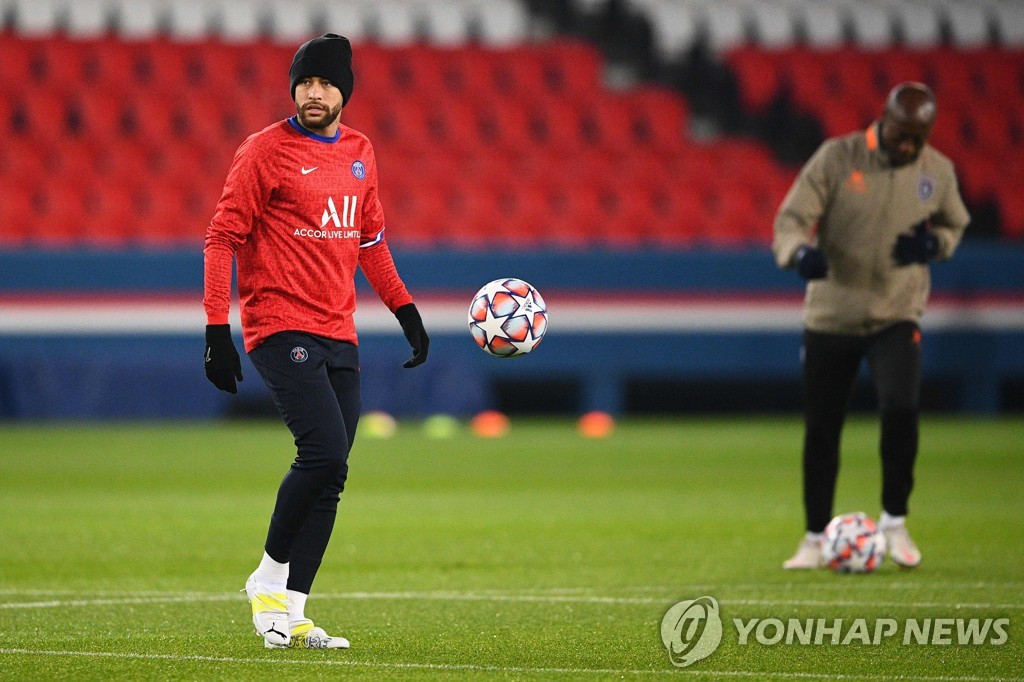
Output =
[
  {"x1": 468, "y1": 278, "x2": 548, "y2": 357},
  {"x1": 821, "y1": 512, "x2": 887, "y2": 573}
]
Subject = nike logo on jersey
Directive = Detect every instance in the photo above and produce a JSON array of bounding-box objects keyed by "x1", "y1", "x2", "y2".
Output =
[{"x1": 301, "y1": 166, "x2": 319, "y2": 175}]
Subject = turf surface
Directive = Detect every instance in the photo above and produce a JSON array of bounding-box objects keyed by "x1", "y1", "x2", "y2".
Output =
[{"x1": 1, "y1": 417, "x2": 1021, "y2": 680}]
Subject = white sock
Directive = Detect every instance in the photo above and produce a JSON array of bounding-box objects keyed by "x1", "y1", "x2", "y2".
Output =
[
  {"x1": 287, "y1": 590, "x2": 309, "y2": 625},
  {"x1": 802, "y1": 528, "x2": 827, "y2": 544},
  {"x1": 254, "y1": 552, "x2": 289, "y2": 592},
  {"x1": 879, "y1": 512, "x2": 905, "y2": 530}
]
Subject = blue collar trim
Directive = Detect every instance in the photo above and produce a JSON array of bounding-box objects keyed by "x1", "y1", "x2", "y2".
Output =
[{"x1": 287, "y1": 116, "x2": 340, "y2": 143}]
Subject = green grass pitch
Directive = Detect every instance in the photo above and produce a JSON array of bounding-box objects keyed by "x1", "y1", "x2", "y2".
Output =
[{"x1": 1, "y1": 417, "x2": 1021, "y2": 680}]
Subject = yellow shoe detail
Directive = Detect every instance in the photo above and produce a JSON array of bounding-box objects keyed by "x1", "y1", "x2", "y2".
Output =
[{"x1": 251, "y1": 592, "x2": 288, "y2": 615}]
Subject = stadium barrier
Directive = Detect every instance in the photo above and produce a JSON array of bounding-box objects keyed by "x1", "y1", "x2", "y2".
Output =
[{"x1": 0, "y1": 247, "x2": 1022, "y2": 418}]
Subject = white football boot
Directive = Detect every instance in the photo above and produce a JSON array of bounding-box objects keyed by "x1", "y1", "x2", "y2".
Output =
[
  {"x1": 783, "y1": 534, "x2": 824, "y2": 570},
  {"x1": 267, "y1": 619, "x2": 350, "y2": 649},
  {"x1": 243, "y1": 573, "x2": 290, "y2": 647},
  {"x1": 882, "y1": 525, "x2": 922, "y2": 568}
]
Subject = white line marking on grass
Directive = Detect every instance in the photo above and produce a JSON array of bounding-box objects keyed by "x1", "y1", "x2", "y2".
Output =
[
  {"x1": 0, "y1": 649, "x2": 1020, "y2": 682},
  {"x1": 0, "y1": 594, "x2": 241, "y2": 609},
  {"x1": 4, "y1": 581, "x2": 1022, "y2": 596},
  {"x1": 596, "y1": 582, "x2": 1024, "y2": 594},
  {"x1": 2, "y1": 590, "x2": 1021, "y2": 611}
]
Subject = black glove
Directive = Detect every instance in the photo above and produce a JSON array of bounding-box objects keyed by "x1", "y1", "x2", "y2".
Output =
[
  {"x1": 793, "y1": 245, "x2": 829, "y2": 280},
  {"x1": 894, "y1": 220, "x2": 939, "y2": 265},
  {"x1": 204, "y1": 324, "x2": 243, "y2": 393},
  {"x1": 395, "y1": 303, "x2": 429, "y2": 368}
]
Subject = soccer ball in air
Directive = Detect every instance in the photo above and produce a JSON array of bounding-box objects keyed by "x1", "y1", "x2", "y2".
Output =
[
  {"x1": 468, "y1": 278, "x2": 548, "y2": 357},
  {"x1": 821, "y1": 512, "x2": 886, "y2": 573}
]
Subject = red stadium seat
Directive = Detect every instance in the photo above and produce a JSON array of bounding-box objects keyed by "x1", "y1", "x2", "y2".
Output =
[
  {"x1": 814, "y1": 95, "x2": 876, "y2": 139},
  {"x1": 471, "y1": 100, "x2": 535, "y2": 152},
  {"x1": 995, "y1": 181, "x2": 1024, "y2": 237},
  {"x1": 27, "y1": 183, "x2": 87, "y2": 247},
  {"x1": 421, "y1": 46, "x2": 494, "y2": 102},
  {"x1": 0, "y1": 178, "x2": 36, "y2": 247},
  {"x1": 645, "y1": 182, "x2": 704, "y2": 247},
  {"x1": 955, "y1": 149, "x2": 1001, "y2": 203},
  {"x1": 135, "y1": 40, "x2": 204, "y2": 89},
  {"x1": 426, "y1": 178, "x2": 488, "y2": 248},
  {"x1": 490, "y1": 47, "x2": 548, "y2": 100},
  {"x1": 965, "y1": 48, "x2": 1022, "y2": 100},
  {"x1": 827, "y1": 49, "x2": 881, "y2": 104},
  {"x1": 927, "y1": 102, "x2": 967, "y2": 157},
  {"x1": 539, "y1": 179, "x2": 601, "y2": 247},
  {"x1": 98, "y1": 144, "x2": 158, "y2": 183},
  {"x1": 79, "y1": 183, "x2": 138, "y2": 247},
  {"x1": 628, "y1": 87, "x2": 689, "y2": 152},
  {"x1": 778, "y1": 47, "x2": 830, "y2": 113},
  {"x1": 542, "y1": 41, "x2": 603, "y2": 99},
  {"x1": 141, "y1": 181, "x2": 220, "y2": 247},
  {"x1": 581, "y1": 95, "x2": 634, "y2": 151},
  {"x1": 378, "y1": 176, "x2": 446, "y2": 249},
  {"x1": 0, "y1": 136, "x2": 46, "y2": 179},
  {"x1": 486, "y1": 181, "x2": 548, "y2": 246},
  {"x1": 85, "y1": 39, "x2": 151, "y2": 92},
  {"x1": 0, "y1": 36, "x2": 38, "y2": 90},
  {"x1": 923, "y1": 48, "x2": 976, "y2": 106},
  {"x1": 699, "y1": 182, "x2": 760, "y2": 246},
  {"x1": 726, "y1": 46, "x2": 782, "y2": 113},
  {"x1": 356, "y1": 99, "x2": 434, "y2": 153},
  {"x1": 960, "y1": 105, "x2": 1023, "y2": 153},
  {"x1": 596, "y1": 180, "x2": 652, "y2": 248},
  {"x1": 871, "y1": 50, "x2": 927, "y2": 91},
  {"x1": 119, "y1": 92, "x2": 187, "y2": 141},
  {"x1": 530, "y1": 97, "x2": 587, "y2": 152}
]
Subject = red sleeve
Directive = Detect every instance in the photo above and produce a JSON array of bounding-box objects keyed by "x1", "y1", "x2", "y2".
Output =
[
  {"x1": 359, "y1": 236, "x2": 413, "y2": 313},
  {"x1": 203, "y1": 242, "x2": 233, "y2": 325},
  {"x1": 203, "y1": 134, "x2": 276, "y2": 325}
]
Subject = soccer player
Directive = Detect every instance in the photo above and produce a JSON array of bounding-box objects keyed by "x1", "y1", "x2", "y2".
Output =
[
  {"x1": 202, "y1": 33, "x2": 429, "y2": 648},
  {"x1": 773, "y1": 82, "x2": 970, "y2": 570}
]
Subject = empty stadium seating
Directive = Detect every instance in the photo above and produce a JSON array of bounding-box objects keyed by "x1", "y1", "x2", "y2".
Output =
[
  {"x1": 2, "y1": 32, "x2": 769, "y2": 250},
  {"x1": 1, "y1": 0, "x2": 1022, "y2": 249},
  {"x1": 724, "y1": 42, "x2": 1024, "y2": 237}
]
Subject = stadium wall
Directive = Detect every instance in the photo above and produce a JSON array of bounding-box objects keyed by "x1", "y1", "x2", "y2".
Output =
[{"x1": 1, "y1": 246, "x2": 1022, "y2": 419}]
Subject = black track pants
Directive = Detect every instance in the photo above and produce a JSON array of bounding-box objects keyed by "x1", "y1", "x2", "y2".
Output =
[
  {"x1": 249, "y1": 332, "x2": 361, "y2": 594},
  {"x1": 801, "y1": 321, "x2": 921, "y2": 533}
]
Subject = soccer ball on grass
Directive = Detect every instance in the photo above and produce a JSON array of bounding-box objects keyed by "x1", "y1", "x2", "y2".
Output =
[
  {"x1": 468, "y1": 278, "x2": 548, "y2": 357},
  {"x1": 821, "y1": 512, "x2": 886, "y2": 573}
]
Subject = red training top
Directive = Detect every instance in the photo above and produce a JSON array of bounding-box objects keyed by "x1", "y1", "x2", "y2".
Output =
[{"x1": 204, "y1": 117, "x2": 413, "y2": 352}]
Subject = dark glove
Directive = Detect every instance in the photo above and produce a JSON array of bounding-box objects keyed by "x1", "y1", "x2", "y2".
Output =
[
  {"x1": 894, "y1": 220, "x2": 939, "y2": 265},
  {"x1": 395, "y1": 303, "x2": 429, "y2": 368},
  {"x1": 793, "y1": 245, "x2": 829, "y2": 280},
  {"x1": 204, "y1": 324, "x2": 243, "y2": 393}
]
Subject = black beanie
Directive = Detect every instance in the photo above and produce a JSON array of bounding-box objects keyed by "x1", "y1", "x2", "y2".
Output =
[{"x1": 289, "y1": 33, "x2": 354, "y2": 105}]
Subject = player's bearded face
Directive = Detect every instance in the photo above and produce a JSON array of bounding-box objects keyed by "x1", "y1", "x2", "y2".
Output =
[{"x1": 297, "y1": 99, "x2": 342, "y2": 131}]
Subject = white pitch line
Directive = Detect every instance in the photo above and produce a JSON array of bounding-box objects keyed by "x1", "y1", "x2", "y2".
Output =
[
  {"x1": 0, "y1": 648, "x2": 1019, "y2": 682},
  {"x1": 612, "y1": 582, "x2": 1024, "y2": 593},
  {"x1": 5, "y1": 581, "x2": 1021, "y2": 596},
  {"x1": 1, "y1": 590, "x2": 1021, "y2": 611}
]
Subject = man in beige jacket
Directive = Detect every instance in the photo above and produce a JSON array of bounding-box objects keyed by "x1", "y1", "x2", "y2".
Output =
[{"x1": 773, "y1": 82, "x2": 970, "y2": 570}]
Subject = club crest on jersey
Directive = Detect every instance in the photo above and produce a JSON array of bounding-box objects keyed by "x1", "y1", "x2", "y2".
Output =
[
  {"x1": 352, "y1": 160, "x2": 366, "y2": 180},
  {"x1": 918, "y1": 175, "x2": 935, "y2": 201},
  {"x1": 290, "y1": 347, "x2": 309, "y2": 363}
]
